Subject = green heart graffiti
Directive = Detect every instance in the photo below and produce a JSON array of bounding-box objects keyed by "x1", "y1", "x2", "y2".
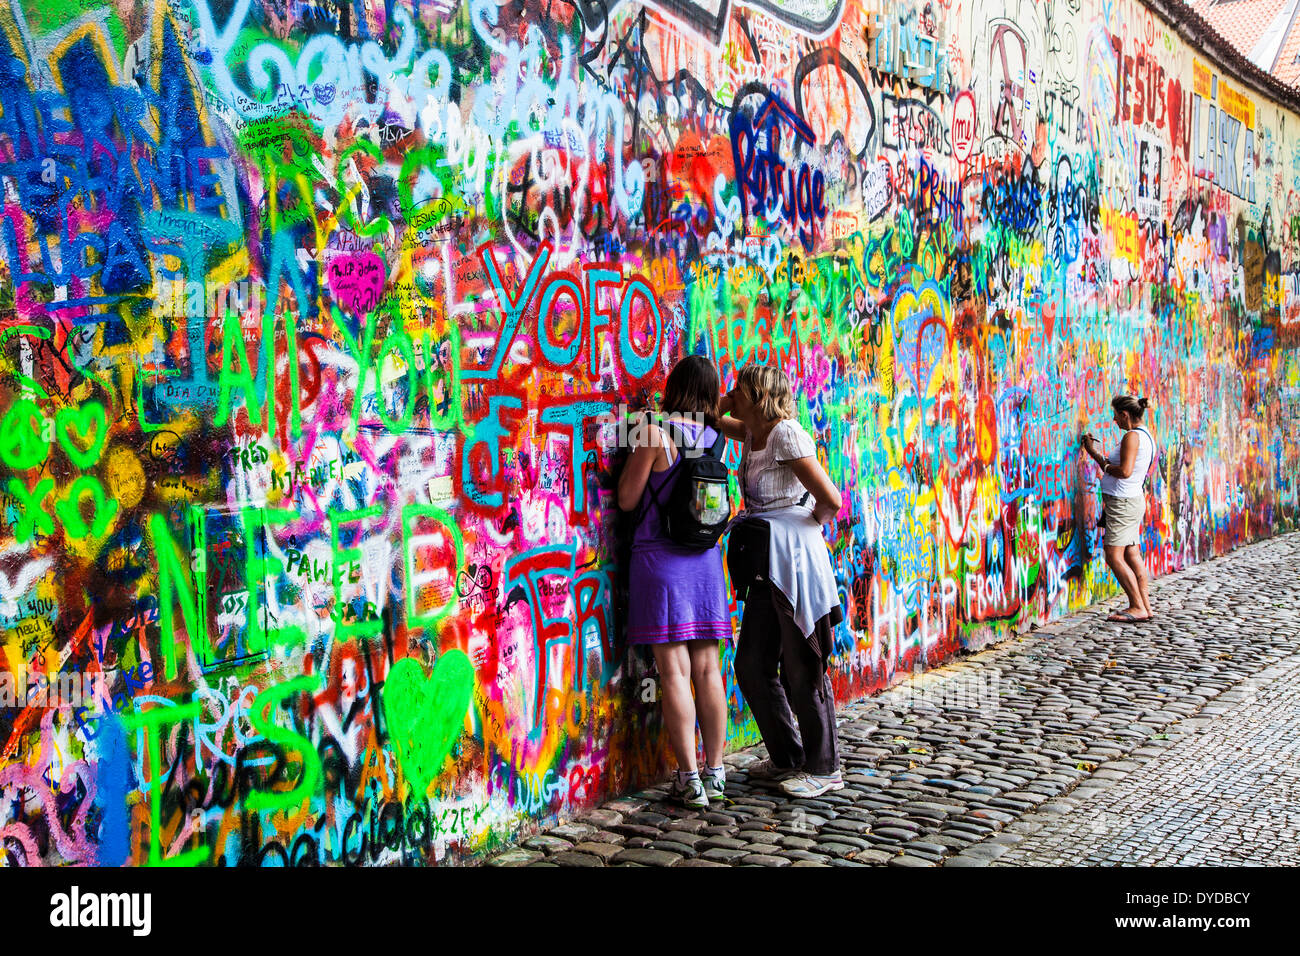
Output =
[
  {"x1": 382, "y1": 650, "x2": 473, "y2": 799},
  {"x1": 56, "y1": 402, "x2": 108, "y2": 468}
]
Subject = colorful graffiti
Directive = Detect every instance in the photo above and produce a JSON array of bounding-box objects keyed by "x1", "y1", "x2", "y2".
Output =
[{"x1": 1, "y1": 0, "x2": 1298, "y2": 866}]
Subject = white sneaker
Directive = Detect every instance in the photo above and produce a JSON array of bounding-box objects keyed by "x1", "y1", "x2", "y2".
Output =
[
  {"x1": 780, "y1": 771, "x2": 845, "y2": 798},
  {"x1": 702, "y1": 766, "x2": 726, "y2": 801},
  {"x1": 667, "y1": 770, "x2": 708, "y2": 809}
]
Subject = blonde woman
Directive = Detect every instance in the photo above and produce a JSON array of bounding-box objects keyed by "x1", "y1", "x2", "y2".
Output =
[{"x1": 714, "y1": 364, "x2": 846, "y2": 798}]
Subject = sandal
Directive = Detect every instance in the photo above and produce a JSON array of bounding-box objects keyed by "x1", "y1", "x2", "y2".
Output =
[{"x1": 1107, "y1": 612, "x2": 1149, "y2": 624}]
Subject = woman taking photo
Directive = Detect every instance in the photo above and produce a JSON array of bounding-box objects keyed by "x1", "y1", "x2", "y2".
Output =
[
  {"x1": 714, "y1": 363, "x2": 845, "y2": 798},
  {"x1": 1081, "y1": 395, "x2": 1155, "y2": 623},
  {"x1": 618, "y1": 355, "x2": 731, "y2": 808}
]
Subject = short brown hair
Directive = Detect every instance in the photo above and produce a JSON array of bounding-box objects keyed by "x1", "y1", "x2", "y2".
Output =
[
  {"x1": 736, "y1": 363, "x2": 797, "y2": 422},
  {"x1": 661, "y1": 354, "x2": 720, "y2": 418}
]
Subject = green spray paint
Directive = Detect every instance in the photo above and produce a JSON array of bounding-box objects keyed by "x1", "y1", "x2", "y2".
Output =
[
  {"x1": 382, "y1": 651, "x2": 474, "y2": 798},
  {"x1": 55, "y1": 402, "x2": 108, "y2": 468},
  {"x1": 7, "y1": 478, "x2": 54, "y2": 542},
  {"x1": 215, "y1": 312, "x2": 260, "y2": 428},
  {"x1": 0, "y1": 398, "x2": 49, "y2": 469},
  {"x1": 122, "y1": 698, "x2": 210, "y2": 867},
  {"x1": 243, "y1": 506, "x2": 307, "y2": 654},
  {"x1": 148, "y1": 508, "x2": 213, "y2": 681},
  {"x1": 330, "y1": 504, "x2": 384, "y2": 641},
  {"x1": 401, "y1": 504, "x2": 464, "y2": 632},
  {"x1": 244, "y1": 674, "x2": 323, "y2": 812}
]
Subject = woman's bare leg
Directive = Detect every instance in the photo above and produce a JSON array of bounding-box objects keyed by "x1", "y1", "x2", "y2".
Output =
[
  {"x1": 1123, "y1": 544, "x2": 1152, "y2": 617},
  {"x1": 651, "y1": 642, "x2": 698, "y2": 771},
  {"x1": 1103, "y1": 544, "x2": 1147, "y2": 619},
  {"x1": 687, "y1": 639, "x2": 726, "y2": 769}
]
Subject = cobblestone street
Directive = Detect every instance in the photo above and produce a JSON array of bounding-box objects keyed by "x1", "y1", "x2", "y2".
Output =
[{"x1": 487, "y1": 533, "x2": 1300, "y2": 867}]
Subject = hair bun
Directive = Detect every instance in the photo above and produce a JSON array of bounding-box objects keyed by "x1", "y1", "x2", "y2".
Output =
[{"x1": 1138, "y1": 397, "x2": 1149, "y2": 410}]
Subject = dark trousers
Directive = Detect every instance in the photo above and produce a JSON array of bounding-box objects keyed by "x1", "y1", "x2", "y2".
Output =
[{"x1": 734, "y1": 584, "x2": 840, "y2": 776}]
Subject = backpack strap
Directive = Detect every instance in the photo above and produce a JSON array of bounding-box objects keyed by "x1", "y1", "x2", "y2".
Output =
[
  {"x1": 660, "y1": 419, "x2": 687, "y2": 465},
  {"x1": 663, "y1": 421, "x2": 722, "y2": 460},
  {"x1": 1134, "y1": 425, "x2": 1156, "y2": 477},
  {"x1": 707, "y1": 428, "x2": 725, "y2": 460},
  {"x1": 662, "y1": 418, "x2": 721, "y2": 466},
  {"x1": 628, "y1": 414, "x2": 660, "y2": 533},
  {"x1": 631, "y1": 414, "x2": 678, "y2": 532},
  {"x1": 1128, "y1": 425, "x2": 1152, "y2": 458}
]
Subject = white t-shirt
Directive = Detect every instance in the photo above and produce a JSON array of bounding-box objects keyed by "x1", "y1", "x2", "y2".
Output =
[
  {"x1": 1099, "y1": 426, "x2": 1154, "y2": 498},
  {"x1": 742, "y1": 419, "x2": 817, "y2": 513}
]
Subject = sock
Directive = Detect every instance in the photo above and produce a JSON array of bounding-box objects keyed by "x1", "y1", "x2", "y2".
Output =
[
  {"x1": 675, "y1": 768, "x2": 699, "y2": 781},
  {"x1": 705, "y1": 765, "x2": 725, "y2": 776}
]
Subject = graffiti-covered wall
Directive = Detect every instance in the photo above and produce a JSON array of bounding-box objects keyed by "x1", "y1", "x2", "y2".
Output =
[{"x1": 2, "y1": 0, "x2": 1298, "y2": 865}]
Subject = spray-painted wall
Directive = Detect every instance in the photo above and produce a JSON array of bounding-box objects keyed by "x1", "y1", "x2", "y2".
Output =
[{"x1": 1, "y1": 0, "x2": 1297, "y2": 865}]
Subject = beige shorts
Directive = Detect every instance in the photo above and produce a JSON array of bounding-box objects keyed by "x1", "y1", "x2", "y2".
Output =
[{"x1": 1102, "y1": 494, "x2": 1145, "y2": 548}]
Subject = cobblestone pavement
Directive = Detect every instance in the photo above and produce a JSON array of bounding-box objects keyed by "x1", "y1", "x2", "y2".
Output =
[{"x1": 485, "y1": 533, "x2": 1300, "y2": 867}]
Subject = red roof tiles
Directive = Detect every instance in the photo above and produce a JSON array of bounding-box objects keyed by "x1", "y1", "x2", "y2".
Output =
[
  {"x1": 1193, "y1": 0, "x2": 1288, "y2": 63},
  {"x1": 1191, "y1": 0, "x2": 1300, "y2": 85}
]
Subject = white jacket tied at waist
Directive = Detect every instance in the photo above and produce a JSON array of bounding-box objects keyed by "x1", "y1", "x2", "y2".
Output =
[{"x1": 744, "y1": 504, "x2": 841, "y2": 639}]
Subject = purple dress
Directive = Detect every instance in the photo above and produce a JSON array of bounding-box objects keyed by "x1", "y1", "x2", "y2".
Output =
[{"x1": 626, "y1": 421, "x2": 732, "y2": 645}]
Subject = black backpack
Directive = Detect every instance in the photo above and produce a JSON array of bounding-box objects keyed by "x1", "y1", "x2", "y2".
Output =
[
  {"x1": 642, "y1": 419, "x2": 733, "y2": 550},
  {"x1": 725, "y1": 515, "x2": 770, "y2": 602}
]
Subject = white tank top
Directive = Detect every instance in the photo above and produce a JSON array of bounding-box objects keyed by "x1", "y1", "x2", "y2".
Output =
[{"x1": 1099, "y1": 426, "x2": 1154, "y2": 498}]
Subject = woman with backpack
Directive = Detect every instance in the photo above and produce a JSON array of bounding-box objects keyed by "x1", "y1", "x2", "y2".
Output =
[
  {"x1": 618, "y1": 355, "x2": 732, "y2": 808},
  {"x1": 1080, "y1": 395, "x2": 1156, "y2": 622},
  {"x1": 713, "y1": 363, "x2": 846, "y2": 799}
]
